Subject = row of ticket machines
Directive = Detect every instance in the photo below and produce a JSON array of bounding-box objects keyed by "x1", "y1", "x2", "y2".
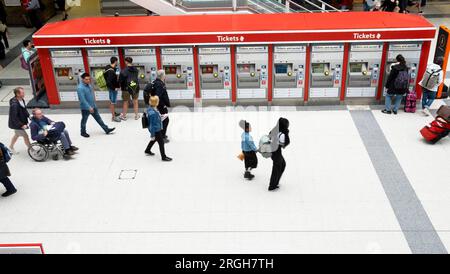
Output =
[{"x1": 51, "y1": 43, "x2": 423, "y2": 103}]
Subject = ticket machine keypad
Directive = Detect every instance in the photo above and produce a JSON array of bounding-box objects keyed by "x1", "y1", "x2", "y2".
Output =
[
  {"x1": 261, "y1": 65, "x2": 268, "y2": 88},
  {"x1": 333, "y1": 65, "x2": 341, "y2": 87},
  {"x1": 187, "y1": 67, "x2": 194, "y2": 88}
]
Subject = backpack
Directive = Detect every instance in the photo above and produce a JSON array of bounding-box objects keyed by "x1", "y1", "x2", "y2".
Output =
[
  {"x1": 143, "y1": 82, "x2": 155, "y2": 105},
  {"x1": 0, "y1": 143, "x2": 12, "y2": 163},
  {"x1": 20, "y1": 55, "x2": 29, "y2": 70},
  {"x1": 421, "y1": 68, "x2": 442, "y2": 90},
  {"x1": 404, "y1": 91, "x2": 417, "y2": 113},
  {"x1": 126, "y1": 69, "x2": 140, "y2": 95},
  {"x1": 259, "y1": 135, "x2": 272, "y2": 159},
  {"x1": 394, "y1": 69, "x2": 410, "y2": 91},
  {"x1": 94, "y1": 69, "x2": 109, "y2": 91}
]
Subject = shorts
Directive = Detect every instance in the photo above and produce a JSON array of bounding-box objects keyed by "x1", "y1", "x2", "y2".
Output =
[
  {"x1": 109, "y1": 89, "x2": 118, "y2": 104},
  {"x1": 122, "y1": 91, "x2": 139, "y2": 101},
  {"x1": 14, "y1": 129, "x2": 28, "y2": 137}
]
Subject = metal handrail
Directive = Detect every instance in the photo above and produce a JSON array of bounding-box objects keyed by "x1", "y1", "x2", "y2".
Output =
[{"x1": 285, "y1": 0, "x2": 314, "y2": 12}]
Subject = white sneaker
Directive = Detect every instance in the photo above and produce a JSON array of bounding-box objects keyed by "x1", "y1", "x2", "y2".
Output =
[
  {"x1": 119, "y1": 114, "x2": 127, "y2": 121},
  {"x1": 9, "y1": 148, "x2": 18, "y2": 155},
  {"x1": 423, "y1": 108, "x2": 431, "y2": 117},
  {"x1": 135, "y1": 114, "x2": 141, "y2": 120},
  {"x1": 112, "y1": 116, "x2": 121, "y2": 122}
]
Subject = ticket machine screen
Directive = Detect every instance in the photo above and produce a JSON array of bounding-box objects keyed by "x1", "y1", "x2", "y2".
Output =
[
  {"x1": 275, "y1": 64, "x2": 292, "y2": 74},
  {"x1": 312, "y1": 63, "x2": 328, "y2": 74},
  {"x1": 238, "y1": 64, "x2": 255, "y2": 73},
  {"x1": 350, "y1": 62, "x2": 367, "y2": 73},
  {"x1": 164, "y1": 66, "x2": 179, "y2": 75},
  {"x1": 201, "y1": 65, "x2": 215, "y2": 74},
  {"x1": 56, "y1": 68, "x2": 71, "y2": 77}
]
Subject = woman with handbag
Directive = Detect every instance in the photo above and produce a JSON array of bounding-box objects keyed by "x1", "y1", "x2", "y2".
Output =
[
  {"x1": 145, "y1": 96, "x2": 172, "y2": 162},
  {"x1": 268, "y1": 118, "x2": 290, "y2": 192}
]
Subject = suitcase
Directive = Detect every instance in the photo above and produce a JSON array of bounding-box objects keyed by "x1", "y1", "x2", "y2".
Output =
[
  {"x1": 404, "y1": 91, "x2": 417, "y2": 113},
  {"x1": 420, "y1": 116, "x2": 450, "y2": 144}
]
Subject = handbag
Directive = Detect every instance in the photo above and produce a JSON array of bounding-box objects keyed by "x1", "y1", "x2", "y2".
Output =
[
  {"x1": 437, "y1": 105, "x2": 450, "y2": 123},
  {"x1": 141, "y1": 112, "x2": 149, "y2": 129}
]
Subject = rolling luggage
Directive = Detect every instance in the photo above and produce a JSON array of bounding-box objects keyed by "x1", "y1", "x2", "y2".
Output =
[
  {"x1": 420, "y1": 116, "x2": 450, "y2": 144},
  {"x1": 404, "y1": 91, "x2": 417, "y2": 113}
]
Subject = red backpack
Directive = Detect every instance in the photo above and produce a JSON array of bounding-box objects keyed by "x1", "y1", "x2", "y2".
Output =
[{"x1": 420, "y1": 116, "x2": 450, "y2": 144}]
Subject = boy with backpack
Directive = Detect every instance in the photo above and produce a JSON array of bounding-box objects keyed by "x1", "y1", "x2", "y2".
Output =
[
  {"x1": 382, "y1": 54, "x2": 410, "y2": 115},
  {"x1": 419, "y1": 58, "x2": 444, "y2": 116},
  {"x1": 239, "y1": 120, "x2": 258, "y2": 180},
  {"x1": 119, "y1": 57, "x2": 141, "y2": 121},
  {"x1": 0, "y1": 142, "x2": 16, "y2": 198}
]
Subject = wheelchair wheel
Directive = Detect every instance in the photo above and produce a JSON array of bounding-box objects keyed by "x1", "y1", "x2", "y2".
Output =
[{"x1": 28, "y1": 143, "x2": 49, "y2": 162}]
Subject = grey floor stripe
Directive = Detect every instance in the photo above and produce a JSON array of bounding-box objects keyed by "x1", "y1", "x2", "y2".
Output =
[{"x1": 350, "y1": 110, "x2": 447, "y2": 254}]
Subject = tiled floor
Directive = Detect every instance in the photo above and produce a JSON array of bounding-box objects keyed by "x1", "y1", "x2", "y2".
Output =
[{"x1": 0, "y1": 100, "x2": 448, "y2": 253}]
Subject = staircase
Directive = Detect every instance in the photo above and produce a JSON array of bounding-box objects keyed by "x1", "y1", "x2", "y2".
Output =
[{"x1": 129, "y1": 0, "x2": 342, "y2": 15}]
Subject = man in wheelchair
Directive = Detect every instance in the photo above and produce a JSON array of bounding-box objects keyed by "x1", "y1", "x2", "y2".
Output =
[{"x1": 30, "y1": 109, "x2": 79, "y2": 157}]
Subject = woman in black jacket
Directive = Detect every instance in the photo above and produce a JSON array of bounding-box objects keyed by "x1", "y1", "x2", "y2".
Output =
[
  {"x1": 382, "y1": 54, "x2": 409, "y2": 115},
  {"x1": 0, "y1": 144, "x2": 16, "y2": 197},
  {"x1": 268, "y1": 118, "x2": 290, "y2": 191}
]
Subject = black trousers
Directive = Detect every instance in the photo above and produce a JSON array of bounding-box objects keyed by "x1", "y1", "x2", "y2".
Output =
[
  {"x1": 162, "y1": 117, "x2": 169, "y2": 138},
  {"x1": 146, "y1": 131, "x2": 166, "y2": 159},
  {"x1": 269, "y1": 150, "x2": 286, "y2": 189},
  {"x1": 0, "y1": 177, "x2": 16, "y2": 193},
  {"x1": 28, "y1": 10, "x2": 43, "y2": 29}
]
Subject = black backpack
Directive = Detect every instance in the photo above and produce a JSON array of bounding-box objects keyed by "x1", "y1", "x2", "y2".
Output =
[{"x1": 143, "y1": 82, "x2": 155, "y2": 105}]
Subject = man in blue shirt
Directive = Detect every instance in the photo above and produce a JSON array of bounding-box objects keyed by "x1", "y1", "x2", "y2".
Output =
[{"x1": 77, "y1": 73, "x2": 115, "y2": 138}]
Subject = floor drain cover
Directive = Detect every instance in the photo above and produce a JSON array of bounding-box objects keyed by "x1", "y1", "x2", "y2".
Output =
[{"x1": 119, "y1": 169, "x2": 137, "y2": 180}]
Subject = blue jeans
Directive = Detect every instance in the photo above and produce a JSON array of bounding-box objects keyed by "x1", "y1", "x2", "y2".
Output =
[
  {"x1": 385, "y1": 94, "x2": 403, "y2": 112},
  {"x1": 81, "y1": 108, "x2": 109, "y2": 134},
  {"x1": 59, "y1": 130, "x2": 72, "y2": 150},
  {"x1": 421, "y1": 89, "x2": 436, "y2": 110},
  {"x1": 108, "y1": 89, "x2": 118, "y2": 104}
]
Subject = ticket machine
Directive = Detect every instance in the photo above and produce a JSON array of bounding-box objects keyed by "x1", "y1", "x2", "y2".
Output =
[
  {"x1": 198, "y1": 46, "x2": 232, "y2": 100},
  {"x1": 236, "y1": 46, "x2": 268, "y2": 100},
  {"x1": 161, "y1": 47, "x2": 195, "y2": 101},
  {"x1": 273, "y1": 45, "x2": 306, "y2": 99},
  {"x1": 384, "y1": 43, "x2": 422, "y2": 92},
  {"x1": 87, "y1": 48, "x2": 120, "y2": 101},
  {"x1": 50, "y1": 49, "x2": 84, "y2": 102},
  {"x1": 309, "y1": 44, "x2": 344, "y2": 99},
  {"x1": 346, "y1": 44, "x2": 383, "y2": 98}
]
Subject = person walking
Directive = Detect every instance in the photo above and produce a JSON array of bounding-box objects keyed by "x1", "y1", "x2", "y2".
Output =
[
  {"x1": 77, "y1": 73, "x2": 115, "y2": 138},
  {"x1": 239, "y1": 120, "x2": 258, "y2": 181},
  {"x1": 145, "y1": 96, "x2": 172, "y2": 162},
  {"x1": 104, "y1": 57, "x2": 121, "y2": 122},
  {"x1": 382, "y1": 54, "x2": 409, "y2": 115},
  {"x1": 268, "y1": 118, "x2": 290, "y2": 192},
  {"x1": 24, "y1": 0, "x2": 43, "y2": 30},
  {"x1": 0, "y1": 142, "x2": 16, "y2": 198},
  {"x1": 8, "y1": 87, "x2": 31, "y2": 154},
  {"x1": 119, "y1": 57, "x2": 140, "y2": 121},
  {"x1": 419, "y1": 58, "x2": 444, "y2": 116},
  {"x1": 149, "y1": 69, "x2": 171, "y2": 143}
]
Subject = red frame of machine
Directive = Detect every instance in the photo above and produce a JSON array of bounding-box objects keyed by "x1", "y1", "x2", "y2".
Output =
[{"x1": 32, "y1": 12, "x2": 436, "y2": 105}]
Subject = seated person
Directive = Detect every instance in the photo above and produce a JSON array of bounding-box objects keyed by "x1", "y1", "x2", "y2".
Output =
[{"x1": 30, "y1": 108, "x2": 79, "y2": 156}]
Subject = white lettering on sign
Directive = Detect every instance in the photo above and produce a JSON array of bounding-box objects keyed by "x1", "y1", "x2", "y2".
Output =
[
  {"x1": 353, "y1": 33, "x2": 382, "y2": 40},
  {"x1": 83, "y1": 38, "x2": 112, "y2": 45},
  {"x1": 217, "y1": 35, "x2": 245, "y2": 43}
]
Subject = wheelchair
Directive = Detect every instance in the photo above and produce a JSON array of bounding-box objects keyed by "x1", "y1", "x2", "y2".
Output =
[{"x1": 28, "y1": 139, "x2": 66, "y2": 162}]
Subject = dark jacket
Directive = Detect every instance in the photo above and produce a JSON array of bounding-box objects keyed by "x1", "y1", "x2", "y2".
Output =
[
  {"x1": 119, "y1": 66, "x2": 140, "y2": 93},
  {"x1": 0, "y1": 148, "x2": 11, "y2": 179},
  {"x1": 104, "y1": 65, "x2": 119, "y2": 90},
  {"x1": 151, "y1": 78, "x2": 171, "y2": 115},
  {"x1": 30, "y1": 116, "x2": 53, "y2": 142},
  {"x1": 8, "y1": 97, "x2": 30, "y2": 130},
  {"x1": 385, "y1": 63, "x2": 409, "y2": 95}
]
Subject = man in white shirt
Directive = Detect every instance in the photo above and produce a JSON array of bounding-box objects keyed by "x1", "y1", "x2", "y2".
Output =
[{"x1": 419, "y1": 58, "x2": 444, "y2": 116}]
